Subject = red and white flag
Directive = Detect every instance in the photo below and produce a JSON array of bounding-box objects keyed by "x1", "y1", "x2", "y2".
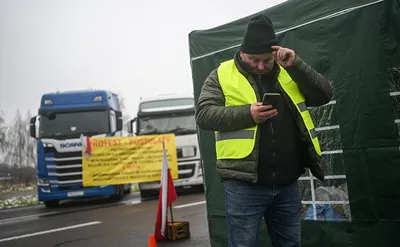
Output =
[
  {"x1": 80, "y1": 134, "x2": 91, "y2": 158},
  {"x1": 154, "y1": 141, "x2": 177, "y2": 241}
]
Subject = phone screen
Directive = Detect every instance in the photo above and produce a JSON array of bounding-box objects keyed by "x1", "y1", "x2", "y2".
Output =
[{"x1": 262, "y1": 93, "x2": 281, "y2": 107}]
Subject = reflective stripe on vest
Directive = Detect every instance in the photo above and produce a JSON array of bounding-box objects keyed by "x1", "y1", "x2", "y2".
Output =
[
  {"x1": 215, "y1": 59, "x2": 321, "y2": 160},
  {"x1": 216, "y1": 59, "x2": 258, "y2": 159},
  {"x1": 276, "y1": 65, "x2": 321, "y2": 156}
]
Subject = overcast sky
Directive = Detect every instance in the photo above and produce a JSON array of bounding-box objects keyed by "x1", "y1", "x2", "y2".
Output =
[{"x1": 0, "y1": 0, "x2": 286, "y2": 124}]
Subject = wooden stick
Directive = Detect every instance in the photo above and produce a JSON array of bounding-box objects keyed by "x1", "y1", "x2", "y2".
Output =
[
  {"x1": 170, "y1": 204, "x2": 175, "y2": 224},
  {"x1": 170, "y1": 204, "x2": 175, "y2": 241}
]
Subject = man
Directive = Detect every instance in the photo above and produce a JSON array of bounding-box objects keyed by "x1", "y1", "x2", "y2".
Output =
[{"x1": 195, "y1": 14, "x2": 333, "y2": 247}]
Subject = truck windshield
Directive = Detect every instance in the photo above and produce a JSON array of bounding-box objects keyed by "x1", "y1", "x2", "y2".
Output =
[
  {"x1": 39, "y1": 110, "x2": 110, "y2": 139},
  {"x1": 138, "y1": 114, "x2": 197, "y2": 136}
]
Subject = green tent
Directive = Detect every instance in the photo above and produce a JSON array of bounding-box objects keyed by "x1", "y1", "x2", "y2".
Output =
[{"x1": 188, "y1": 0, "x2": 400, "y2": 246}]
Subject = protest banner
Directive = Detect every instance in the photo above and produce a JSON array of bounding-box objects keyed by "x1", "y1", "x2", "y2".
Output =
[{"x1": 81, "y1": 134, "x2": 178, "y2": 187}]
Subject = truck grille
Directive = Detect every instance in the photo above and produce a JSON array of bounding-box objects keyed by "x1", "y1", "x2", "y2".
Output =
[
  {"x1": 176, "y1": 147, "x2": 198, "y2": 180},
  {"x1": 176, "y1": 147, "x2": 197, "y2": 159},
  {"x1": 55, "y1": 167, "x2": 82, "y2": 173},
  {"x1": 45, "y1": 147, "x2": 83, "y2": 184},
  {"x1": 178, "y1": 163, "x2": 196, "y2": 179},
  {"x1": 56, "y1": 174, "x2": 82, "y2": 182},
  {"x1": 54, "y1": 151, "x2": 82, "y2": 159}
]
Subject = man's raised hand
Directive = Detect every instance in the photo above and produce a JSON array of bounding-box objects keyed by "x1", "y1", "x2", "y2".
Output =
[{"x1": 271, "y1": 46, "x2": 296, "y2": 67}]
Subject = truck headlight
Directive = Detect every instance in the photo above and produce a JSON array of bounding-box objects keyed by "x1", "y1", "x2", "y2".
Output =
[
  {"x1": 43, "y1": 142, "x2": 54, "y2": 148},
  {"x1": 37, "y1": 178, "x2": 50, "y2": 186}
]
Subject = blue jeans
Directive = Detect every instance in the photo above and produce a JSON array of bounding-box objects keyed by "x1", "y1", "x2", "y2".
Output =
[{"x1": 224, "y1": 180, "x2": 302, "y2": 247}]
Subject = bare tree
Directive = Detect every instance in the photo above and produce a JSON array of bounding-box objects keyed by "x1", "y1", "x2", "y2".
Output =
[
  {"x1": 0, "y1": 108, "x2": 7, "y2": 153},
  {"x1": 25, "y1": 111, "x2": 37, "y2": 168},
  {"x1": 5, "y1": 110, "x2": 26, "y2": 171},
  {"x1": 4, "y1": 110, "x2": 37, "y2": 183}
]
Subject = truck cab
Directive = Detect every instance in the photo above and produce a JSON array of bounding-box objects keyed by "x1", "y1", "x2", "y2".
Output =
[
  {"x1": 29, "y1": 90, "x2": 131, "y2": 208},
  {"x1": 127, "y1": 94, "x2": 204, "y2": 199}
]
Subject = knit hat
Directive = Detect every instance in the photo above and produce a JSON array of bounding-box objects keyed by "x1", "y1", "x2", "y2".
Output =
[{"x1": 240, "y1": 14, "x2": 279, "y2": 54}]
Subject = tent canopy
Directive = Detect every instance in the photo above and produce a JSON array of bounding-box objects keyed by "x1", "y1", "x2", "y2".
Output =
[{"x1": 189, "y1": 0, "x2": 400, "y2": 246}]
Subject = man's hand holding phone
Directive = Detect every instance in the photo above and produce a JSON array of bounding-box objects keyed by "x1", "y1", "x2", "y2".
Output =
[{"x1": 250, "y1": 102, "x2": 278, "y2": 124}]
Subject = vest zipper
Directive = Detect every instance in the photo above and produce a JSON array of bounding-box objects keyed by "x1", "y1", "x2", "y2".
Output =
[
  {"x1": 256, "y1": 74, "x2": 276, "y2": 183},
  {"x1": 270, "y1": 120, "x2": 276, "y2": 182},
  {"x1": 254, "y1": 75, "x2": 263, "y2": 184}
]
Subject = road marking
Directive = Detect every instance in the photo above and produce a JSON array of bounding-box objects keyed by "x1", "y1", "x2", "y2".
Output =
[
  {"x1": 0, "y1": 212, "x2": 60, "y2": 225},
  {"x1": 0, "y1": 221, "x2": 102, "y2": 243},
  {"x1": 173, "y1": 201, "x2": 206, "y2": 209},
  {"x1": 123, "y1": 199, "x2": 141, "y2": 205}
]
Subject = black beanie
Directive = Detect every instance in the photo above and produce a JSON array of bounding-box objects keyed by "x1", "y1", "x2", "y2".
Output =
[{"x1": 240, "y1": 14, "x2": 278, "y2": 54}]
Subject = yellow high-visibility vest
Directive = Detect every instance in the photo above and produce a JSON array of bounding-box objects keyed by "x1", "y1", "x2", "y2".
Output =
[{"x1": 215, "y1": 59, "x2": 321, "y2": 159}]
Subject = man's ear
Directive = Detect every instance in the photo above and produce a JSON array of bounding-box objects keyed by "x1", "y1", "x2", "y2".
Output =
[{"x1": 239, "y1": 51, "x2": 245, "y2": 60}]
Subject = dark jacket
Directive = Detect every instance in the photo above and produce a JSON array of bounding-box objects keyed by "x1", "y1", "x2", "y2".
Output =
[{"x1": 195, "y1": 51, "x2": 333, "y2": 184}]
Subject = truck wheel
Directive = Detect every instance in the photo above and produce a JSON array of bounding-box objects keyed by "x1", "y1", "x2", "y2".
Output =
[
  {"x1": 44, "y1": 200, "x2": 60, "y2": 208},
  {"x1": 110, "y1": 185, "x2": 124, "y2": 201},
  {"x1": 124, "y1": 187, "x2": 131, "y2": 194},
  {"x1": 140, "y1": 189, "x2": 158, "y2": 201}
]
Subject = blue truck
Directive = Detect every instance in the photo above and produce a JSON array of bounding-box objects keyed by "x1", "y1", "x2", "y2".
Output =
[{"x1": 29, "y1": 89, "x2": 131, "y2": 208}]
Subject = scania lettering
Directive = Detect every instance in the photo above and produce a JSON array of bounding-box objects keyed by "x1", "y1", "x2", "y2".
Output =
[
  {"x1": 29, "y1": 90, "x2": 131, "y2": 208},
  {"x1": 127, "y1": 94, "x2": 204, "y2": 199},
  {"x1": 60, "y1": 142, "x2": 82, "y2": 149}
]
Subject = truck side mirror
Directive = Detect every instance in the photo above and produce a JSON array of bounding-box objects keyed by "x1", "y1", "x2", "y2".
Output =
[
  {"x1": 126, "y1": 120, "x2": 132, "y2": 133},
  {"x1": 29, "y1": 116, "x2": 37, "y2": 138},
  {"x1": 127, "y1": 118, "x2": 137, "y2": 134},
  {"x1": 116, "y1": 111, "x2": 123, "y2": 131}
]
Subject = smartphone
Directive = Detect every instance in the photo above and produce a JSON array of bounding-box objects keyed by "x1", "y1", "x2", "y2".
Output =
[{"x1": 262, "y1": 92, "x2": 281, "y2": 108}]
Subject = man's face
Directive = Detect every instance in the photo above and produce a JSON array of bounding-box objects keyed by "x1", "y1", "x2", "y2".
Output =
[{"x1": 240, "y1": 51, "x2": 275, "y2": 75}]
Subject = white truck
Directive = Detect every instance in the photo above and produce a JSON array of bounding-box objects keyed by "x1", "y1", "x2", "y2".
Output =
[{"x1": 127, "y1": 93, "x2": 204, "y2": 199}]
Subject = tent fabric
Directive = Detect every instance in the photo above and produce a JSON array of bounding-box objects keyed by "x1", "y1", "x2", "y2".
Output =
[
  {"x1": 188, "y1": 0, "x2": 400, "y2": 246},
  {"x1": 189, "y1": 0, "x2": 383, "y2": 61}
]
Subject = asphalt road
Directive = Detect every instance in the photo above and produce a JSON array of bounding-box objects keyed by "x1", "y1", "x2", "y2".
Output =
[{"x1": 0, "y1": 191, "x2": 210, "y2": 247}]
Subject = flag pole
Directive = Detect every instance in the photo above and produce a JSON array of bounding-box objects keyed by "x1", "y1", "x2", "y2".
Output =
[
  {"x1": 169, "y1": 203, "x2": 174, "y2": 225},
  {"x1": 169, "y1": 203, "x2": 175, "y2": 241},
  {"x1": 162, "y1": 140, "x2": 175, "y2": 226},
  {"x1": 160, "y1": 139, "x2": 178, "y2": 241}
]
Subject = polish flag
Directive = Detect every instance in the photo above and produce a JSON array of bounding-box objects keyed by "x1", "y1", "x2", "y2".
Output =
[
  {"x1": 154, "y1": 141, "x2": 177, "y2": 241},
  {"x1": 80, "y1": 134, "x2": 91, "y2": 157}
]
